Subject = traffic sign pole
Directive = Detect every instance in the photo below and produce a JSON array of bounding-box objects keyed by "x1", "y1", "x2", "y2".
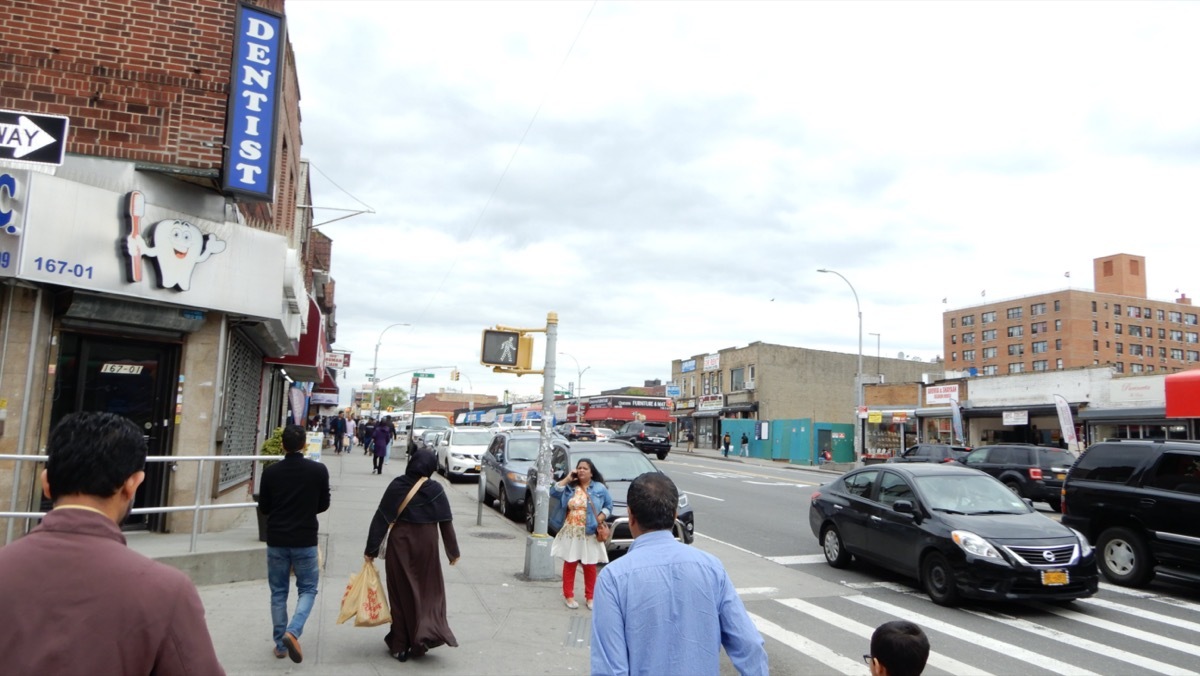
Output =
[{"x1": 524, "y1": 312, "x2": 558, "y2": 580}]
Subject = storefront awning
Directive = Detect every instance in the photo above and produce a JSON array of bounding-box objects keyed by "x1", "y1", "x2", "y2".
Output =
[
  {"x1": 960, "y1": 404, "x2": 1070, "y2": 419},
  {"x1": 692, "y1": 410, "x2": 723, "y2": 418},
  {"x1": 264, "y1": 297, "x2": 326, "y2": 383},
  {"x1": 1166, "y1": 370, "x2": 1200, "y2": 418},
  {"x1": 722, "y1": 402, "x2": 758, "y2": 413},
  {"x1": 915, "y1": 406, "x2": 954, "y2": 418},
  {"x1": 584, "y1": 407, "x2": 672, "y2": 423},
  {"x1": 312, "y1": 370, "x2": 339, "y2": 394},
  {"x1": 1080, "y1": 405, "x2": 1167, "y2": 421}
]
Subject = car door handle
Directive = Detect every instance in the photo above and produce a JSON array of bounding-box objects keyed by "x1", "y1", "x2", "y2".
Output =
[
  {"x1": 833, "y1": 504, "x2": 843, "y2": 510},
  {"x1": 1139, "y1": 498, "x2": 1156, "y2": 508},
  {"x1": 870, "y1": 515, "x2": 882, "y2": 522}
]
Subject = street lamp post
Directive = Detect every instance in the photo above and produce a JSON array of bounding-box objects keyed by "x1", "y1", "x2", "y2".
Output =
[
  {"x1": 370, "y1": 322, "x2": 410, "y2": 413},
  {"x1": 818, "y1": 269, "x2": 863, "y2": 466},
  {"x1": 558, "y1": 352, "x2": 590, "y2": 422},
  {"x1": 868, "y1": 332, "x2": 881, "y2": 380}
]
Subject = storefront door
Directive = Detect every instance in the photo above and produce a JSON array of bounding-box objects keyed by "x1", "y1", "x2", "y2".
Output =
[{"x1": 50, "y1": 333, "x2": 179, "y2": 531}]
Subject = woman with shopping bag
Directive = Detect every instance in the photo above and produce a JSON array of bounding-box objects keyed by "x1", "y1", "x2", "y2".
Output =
[{"x1": 363, "y1": 448, "x2": 459, "y2": 662}]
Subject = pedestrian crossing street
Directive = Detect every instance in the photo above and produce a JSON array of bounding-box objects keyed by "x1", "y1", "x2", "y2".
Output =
[{"x1": 739, "y1": 580, "x2": 1200, "y2": 675}]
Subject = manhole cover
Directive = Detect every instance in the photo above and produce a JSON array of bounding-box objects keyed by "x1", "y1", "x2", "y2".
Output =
[{"x1": 471, "y1": 531, "x2": 517, "y2": 540}]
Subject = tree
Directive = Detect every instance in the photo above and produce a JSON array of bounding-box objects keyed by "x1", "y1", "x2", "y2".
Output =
[{"x1": 375, "y1": 387, "x2": 409, "y2": 410}]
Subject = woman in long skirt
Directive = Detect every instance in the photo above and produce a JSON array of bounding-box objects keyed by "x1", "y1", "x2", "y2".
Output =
[
  {"x1": 549, "y1": 458, "x2": 612, "y2": 610},
  {"x1": 364, "y1": 449, "x2": 460, "y2": 661}
]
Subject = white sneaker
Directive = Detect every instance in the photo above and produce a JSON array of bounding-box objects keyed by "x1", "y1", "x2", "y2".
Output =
[
  {"x1": 586, "y1": 599, "x2": 593, "y2": 610},
  {"x1": 564, "y1": 597, "x2": 579, "y2": 609}
]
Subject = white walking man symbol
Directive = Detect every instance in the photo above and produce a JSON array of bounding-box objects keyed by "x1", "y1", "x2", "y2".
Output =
[{"x1": 499, "y1": 336, "x2": 516, "y2": 362}]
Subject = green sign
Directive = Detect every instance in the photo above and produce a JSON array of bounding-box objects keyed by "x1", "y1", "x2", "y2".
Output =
[
  {"x1": 554, "y1": 390, "x2": 570, "y2": 395},
  {"x1": 414, "y1": 372, "x2": 434, "y2": 378}
]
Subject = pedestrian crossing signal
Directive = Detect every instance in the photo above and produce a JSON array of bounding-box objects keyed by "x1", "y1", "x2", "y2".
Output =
[{"x1": 481, "y1": 329, "x2": 530, "y2": 369}]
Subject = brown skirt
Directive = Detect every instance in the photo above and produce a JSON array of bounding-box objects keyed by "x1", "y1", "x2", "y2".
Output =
[{"x1": 383, "y1": 520, "x2": 458, "y2": 657}]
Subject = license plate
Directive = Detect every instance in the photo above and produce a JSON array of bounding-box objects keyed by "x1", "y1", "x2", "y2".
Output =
[
  {"x1": 1056, "y1": 473, "x2": 1066, "y2": 480},
  {"x1": 650, "y1": 437, "x2": 663, "y2": 442},
  {"x1": 474, "y1": 465, "x2": 481, "y2": 472},
  {"x1": 1041, "y1": 570, "x2": 1069, "y2": 586}
]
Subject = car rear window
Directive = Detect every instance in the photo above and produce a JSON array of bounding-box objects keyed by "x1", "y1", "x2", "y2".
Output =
[
  {"x1": 1037, "y1": 448, "x2": 1076, "y2": 467},
  {"x1": 1143, "y1": 452, "x2": 1200, "y2": 494},
  {"x1": 1070, "y1": 444, "x2": 1145, "y2": 483}
]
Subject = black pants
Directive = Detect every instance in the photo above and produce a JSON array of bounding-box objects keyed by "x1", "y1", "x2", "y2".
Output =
[
  {"x1": 373, "y1": 454, "x2": 385, "y2": 474},
  {"x1": 334, "y1": 433, "x2": 345, "y2": 453}
]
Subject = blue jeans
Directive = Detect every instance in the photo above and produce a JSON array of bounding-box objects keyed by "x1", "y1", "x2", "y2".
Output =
[{"x1": 267, "y1": 546, "x2": 320, "y2": 651}]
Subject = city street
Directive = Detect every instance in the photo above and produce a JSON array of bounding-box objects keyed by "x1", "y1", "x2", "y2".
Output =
[{"x1": 613, "y1": 451, "x2": 1200, "y2": 676}]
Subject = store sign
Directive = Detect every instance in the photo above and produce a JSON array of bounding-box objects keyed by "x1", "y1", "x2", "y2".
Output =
[
  {"x1": 925, "y1": 384, "x2": 960, "y2": 405},
  {"x1": 0, "y1": 169, "x2": 26, "y2": 278},
  {"x1": 892, "y1": 411, "x2": 908, "y2": 423},
  {"x1": 1002, "y1": 410, "x2": 1029, "y2": 425},
  {"x1": 222, "y1": 3, "x2": 284, "y2": 201},
  {"x1": 585, "y1": 396, "x2": 669, "y2": 410},
  {"x1": 1110, "y1": 375, "x2": 1165, "y2": 404},
  {"x1": 324, "y1": 351, "x2": 350, "y2": 370},
  {"x1": 703, "y1": 353, "x2": 720, "y2": 371},
  {"x1": 681, "y1": 359, "x2": 696, "y2": 373},
  {"x1": 868, "y1": 411, "x2": 883, "y2": 424},
  {"x1": 665, "y1": 383, "x2": 681, "y2": 397},
  {"x1": 698, "y1": 394, "x2": 723, "y2": 411}
]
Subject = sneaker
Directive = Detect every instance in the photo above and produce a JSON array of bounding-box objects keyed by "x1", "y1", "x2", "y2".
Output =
[
  {"x1": 564, "y1": 597, "x2": 579, "y2": 609},
  {"x1": 586, "y1": 599, "x2": 593, "y2": 610},
  {"x1": 282, "y1": 632, "x2": 302, "y2": 663}
]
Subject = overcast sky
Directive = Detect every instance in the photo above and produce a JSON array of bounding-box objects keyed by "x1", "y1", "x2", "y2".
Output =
[{"x1": 284, "y1": 0, "x2": 1200, "y2": 406}]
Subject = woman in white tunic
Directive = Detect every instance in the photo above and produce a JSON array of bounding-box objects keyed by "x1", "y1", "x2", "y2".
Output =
[{"x1": 550, "y1": 458, "x2": 613, "y2": 609}]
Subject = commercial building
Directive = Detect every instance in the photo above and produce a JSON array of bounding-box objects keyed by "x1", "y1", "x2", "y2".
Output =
[
  {"x1": 1, "y1": 0, "x2": 336, "y2": 540},
  {"x1": 944, "y1": 253, "x2": 1198, "y2": 377}
]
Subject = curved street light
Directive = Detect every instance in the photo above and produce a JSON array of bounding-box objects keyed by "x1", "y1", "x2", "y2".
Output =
[
  {"x1": 818, "y1": 268, "x2": 863, "y2": 466},
  {"x1": 559, "y1": 351, "x2": 591, "y2": 421},
  {"x1": 370, "y1": 322, "x2": 410, "y2": 412}
]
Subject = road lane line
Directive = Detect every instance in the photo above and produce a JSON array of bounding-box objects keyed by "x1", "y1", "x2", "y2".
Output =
[
  {"x1": 736, "y1": 587, "x2": 779, "y2": 595},
  {"x1": 776, "y1": 598, "x2": 994, "y2": 676},
  {"x1": 695, "y1": 532, "x2": 765, "y2": 558},
  {"x1": 1037, "y1": 603, "x2": 1200, "y2": 661},
  {"x1": 767, "y1": 554, "x2": 827, "y2": 566},
  {"x1": 1079, "y1": 597, "x2": 1200, "y2": 633},
  {"x1": 747, "y1": 612, "x2": 862, "y2": 675},
  {"x1": 962, "y1": 606, "x2": 1195, "y2": 676},
  {"x1": 847, "y1": 596, "x2": 1101, "y2": 676},
  {"x1": 672, "y1": 460, "x2": 821, "y2": 484},
  {"x1": 683, "y1": 490, "x2": 725, "y2": 502},
  {"x1": 1099, "y1": 583, "x2": 1200, "y2": 613}
]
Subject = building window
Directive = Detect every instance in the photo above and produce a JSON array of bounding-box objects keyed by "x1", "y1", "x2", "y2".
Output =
[
  {"x1": 1129, "y1": 325, "x2": 1143, "y2": 338},
  {"x1": 1092, "y1": 301, "x2": 1097, "y2": 313},
  {"x1": 963, "y1": 332, "x2": 975, "y2": 344},
  {"x1": 983, "y1": 347, "x2": 997, "y2": 359},
  {"x1": 1171, "y1": 329, "x2": 1184, "y2": 341},
  {"x1": 1188, "y1": 314, "x2": 1198, "y2": 326},
  {"x1": 1114, "y1": 323, "x2": 1123, "y2": 335},
  {"x1": 982, "y1": 365, "x2": 998, "y2": 375},
  {"x1": 982, "y1": 311, "x2": 996, "y2": 324},
  {"x1": 1114, "y1": 304, "x2": 1121, "y2": 316},
  {"x1": 962, "y1": 314, "x2": 975, "y2": 327},
  {"x1": 1148, "y1": 365, "x2": 1156, "y2": 373},
  {"x1": 1007, "y1": 307, "x2": 1023, "y2": 320},
  {"x1": 951, "y1": 351, "x2": 957, "y2": 362},
  {"x1": 1189, "y1": 332, "x2": 1200, "y2": 344},
  {"x1": 1172, "y1": 348, "x2": 1185, "y2": 360},
  {"x1": 748, "y1": 365, "x2": 755, "y2": 383},
  {"x1": 731, "y1": 367, "x2": 745, "y2": 390},
  {"x1": 1114, "y1": 362, "x2": 1125, "y2": 373},
  {"x1": 1031, "y1": 303, "x2": 1046, "y2": 316},
  {"x1": 1131, "y1": 363, "x2": 1144, "y2": 374},
  {"x1": 951, "y1": 335, "x2": 958, "y2": 345},
  {"x1": 982, "y1": 329, "x2": 997, "y2": 341},
  {"x1": 1055, "y1": 319, "x2": 1062, "y2": 331},
  {"x1": 1170, "y1": 311, "x2": 1182, "y2": 323},
  {"x1": 1056, "y1": 339, "x2": 1063, "y2": 350},
  {"x1": 1033, "y1": 360, "x2": 1048, "y2": 371},
  {"x1": 963, "y1": 349, "x2": 975, "y2": 361},
  {"x1": 1093, "y1": 339, "x2": 1099, "y2": 352},
  {"x1": 1129, "y1": 344, "x2": 1143, "y2": 356},
  {"x1": 1007, "y1": 326, "x2": 1024, "y2": 338},
  {"x1": 1157, "y1": 309, "x2": 1165, "y2": 321},
  {"x1": 1189, "y1": 350, "x2": 1200, "y2": 361},
  {"x1": 1008, "y1": 344, "x2": 1025, "y2": 356},
  {"x1": 1144, "y1": 307, "x2": 1152, "y2": 318},
  {"x1": 1116, "y1": 343, "x2": 1124, "y2": 355},
  {"x1": 1159, "y1": 328, "x2": 1166, "y2": 339},
  {"x1": 1032, "y1": 341, "x2": 1048, "y2": 353},
  {"x1": 1159, "y1": 347, "x2": 1167, "y2": 358},
  {"x1": 1054, "y1": 300, "x2": 1062, "y2": 312},
  {"x1": 1128, "y1": 306, "x2": 1141, "y2": 318},
  {"x1": 1056, "y1": 358, "x2": 1064, "y2": 369},
  {"x1": 950, "y1": 318, "x2": 956, "y2": 329},
  {"x1": 1032, "y1": 321, "x2": 1047, "y2": 334},
  {"x1": 1009, "y1": 363, "x2": 1025, "y2": 374}
]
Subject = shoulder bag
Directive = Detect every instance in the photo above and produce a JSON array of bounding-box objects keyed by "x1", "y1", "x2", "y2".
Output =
[
  {"x1": 590, "y1": 491, "x2": 611, "y2": 543},
  {"x1": 380, "y1": 477, "x2": 427, "y2": 558}
]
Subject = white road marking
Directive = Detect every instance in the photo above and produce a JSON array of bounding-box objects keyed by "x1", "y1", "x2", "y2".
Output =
[
  {"x1": 748, "y1": 612, "x2": 862, "y2": 675},
  {"x1": 1099, "y1": 583, "x2": 1200, "y2": 613},
  {"x1": 683, "y1": 490, "x2": 725, "y2": 502},
  {"x1": 695, "y1": 471, "x2": 747, "y2": 480},
  {"x1": 735, "y1": 587, "x2": 779, "y2": 595},
  {"x1": 744, "y1": 480, "x2": 810, "y2": 487},
  {"x1": 767, "y1": 554, "x2": 828, "y2": 566},
  {"x1": 962, "y1": 606, "x2": 1196, "y2": 676},
  {"x1": 776, "y1": 598, "x2": 994, "y2": 676},
  {"x1": 1037, "y1": 603, "x2": 1200, "y2": 661},
  {"x1": 841, "y1": 581, "x2": 918, "y2": 594},
  {"x1": 694, "y1": 532, "x2": 765, "y2": 558},
  {"x1": 1098, "y1": 582, "x2": 1156, "y2": 598},
  {"x1": 1079, "y1": 596, "x2": 1200, "y2": 633},
  {"x1": 848, "y1": 595, "x2": 1102, "y2": 676}
]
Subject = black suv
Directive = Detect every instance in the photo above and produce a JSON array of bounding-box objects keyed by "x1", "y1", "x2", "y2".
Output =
[
  {"x1": 888, "y1": 443, "x2": 971, "y2": 464},
  {"x1": 613, "y1": 421, "x2": 672, "y2": 460},
  {"x1": 1061, "y1": 439, "x2": 1200, "y2": 587},
  {"x1": 555, "y1": 423, "x2": 597, "y2": 442},
  {"x1": 958, "y1": 444, "x2": 1076, "y2": 511}
]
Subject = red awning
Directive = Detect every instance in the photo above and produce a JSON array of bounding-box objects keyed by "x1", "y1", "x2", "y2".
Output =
[
  {"x1": 583, "y1": 407, "x2": 673, "y2": 423},
  {"x1": 312, "y1": 370, "x2": 339, "y2": 394},
  {"x1": 1165, "y1": 370, "x2": 1200, "y2": 417}
]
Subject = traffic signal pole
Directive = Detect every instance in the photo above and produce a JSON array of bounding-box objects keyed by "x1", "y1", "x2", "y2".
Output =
[{"x1": 525, "y1": 312, "x2": 558, "y2": 580}]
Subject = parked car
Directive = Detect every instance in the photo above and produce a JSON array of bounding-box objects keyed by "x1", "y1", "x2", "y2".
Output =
[
  {"x1": 404, "y1": 414, "x2": 452, "y2": 454},
  {"x1": 523, "y1": 441, "x2": 695, "y2": 554},
  {"x1": 593, "y1": 427, "x2": 615, "y2": 441},
  {"x1": 888, "y1": 443, "x2": 972, "y2": 464},
  {"x1": 433, "y1": 427, "x2": 495, "y2": 481},
  {"x1": 809, "y1": 462, "x2": 1098, "y2": 605},
  {"x1": 555, "y1": 422, "x2": 597, "y2": 442},
  {"x1": 613, "y1": 421, "x2": 672, "y2": 460},
  {"x1": 480, "y1": 430, "x2": 567, "y2": 520},
  {"x1": 1061, "y1": 439, "x2": 1200, "y2": 587},
  {"x1": 957, "y1": 444, "x2": 1076, "y2": 510}
]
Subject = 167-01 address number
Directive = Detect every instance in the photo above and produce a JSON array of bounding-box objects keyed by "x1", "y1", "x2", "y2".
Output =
[{"x1": 33, "y1": 257, "x2": 94, "y2": 279}]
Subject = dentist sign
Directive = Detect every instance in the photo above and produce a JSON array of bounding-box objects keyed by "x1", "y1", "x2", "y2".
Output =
[{"x1": 222, "y1": 3, "x2": 284, "y2": 201}]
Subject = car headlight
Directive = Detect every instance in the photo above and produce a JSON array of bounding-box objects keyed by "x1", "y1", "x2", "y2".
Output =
[
  {"x1": 505, "y1": 471, "x2": 526, "y2": 484},
  {"x1": 951, "y1": 530, "x2": 1002, "y2": 559},
  {"x1": 1070, "y1": 527, "x2": 1093, "y2": 558},
  {"x1": 678, "y1": 493, "x2": 689, "y2": 509}
]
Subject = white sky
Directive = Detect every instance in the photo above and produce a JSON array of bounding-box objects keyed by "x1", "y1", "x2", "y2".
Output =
[{"x1": 284, "y1": 0, "x2": 1200, "y2": 405}]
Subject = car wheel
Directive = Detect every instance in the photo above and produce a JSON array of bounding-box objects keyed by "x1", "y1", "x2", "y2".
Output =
[
  {"x1": 524, "y1": 493, "x2": 535, "y2": 532},
  {"x1": 1046, "y1": 498, "x2": 1062, "y2": 512},
  {"x1": 498, "y1": 485, "x2": 510, "y2": 517},
  {"x1": 1097, "y1": 526, "x2": 1155, "y2": 587},
  {"x1": 656, "y1": 450, "x2": 669, "y2": 460},
  {"x1": 1004, "y1": 480, "x2": 1023, "y2": 498},
  {"x1": 922, "y1": 552, "x2": 960, "y2": 606},
  {"x1": 820, "y1": 524, "x2": 851, "y2": 568}
]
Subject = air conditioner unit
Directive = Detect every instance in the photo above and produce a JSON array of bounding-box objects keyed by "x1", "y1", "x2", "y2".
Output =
[{"x1": 744, "y1": 379, "x2": 755, "y2": 390}]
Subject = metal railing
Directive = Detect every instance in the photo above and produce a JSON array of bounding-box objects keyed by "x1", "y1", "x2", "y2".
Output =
[{"x1": 0, "y1": 453, "x2": 273, "y2": 552}]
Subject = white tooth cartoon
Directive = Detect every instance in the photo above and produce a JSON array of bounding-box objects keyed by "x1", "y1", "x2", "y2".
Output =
[{"x1": 127, "y1": 219, "x2": 227, "y2": 291}]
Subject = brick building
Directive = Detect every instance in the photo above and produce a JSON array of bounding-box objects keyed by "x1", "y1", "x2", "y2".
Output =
[
  {"x1": 0, "y1": 0, "x2": 335, "y2": 539},
  {"x1": 944, "y1": 253, "x2": 1198, "y2": 377}
]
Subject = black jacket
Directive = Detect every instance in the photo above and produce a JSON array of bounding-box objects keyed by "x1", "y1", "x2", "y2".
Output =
[{"x1": 259, "y1": 453, "x2": 330, "y2": 548}]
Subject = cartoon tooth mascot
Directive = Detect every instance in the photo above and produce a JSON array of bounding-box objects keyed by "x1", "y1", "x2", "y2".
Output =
[{"x1": 125, "y1": 219, "x2": 227, "y2": 291}]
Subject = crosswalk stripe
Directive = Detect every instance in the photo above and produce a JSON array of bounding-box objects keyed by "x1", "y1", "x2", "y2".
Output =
[
  {"x1": 748, "y1": 612, "x2": 862, "y2": 675},
  {"x1": 847, "y1": 595, "x2": 1101, "y2": 676},
  {"x1": 766, "y1": 554, "x2": 827, "y2": 565},
  {"x1": 776, "y1": 598, "x2": 994, "y2": 676},
  {"x1": 961, "y1": 606, "x2": 1195, "y2": 676},
  {"x1": 1080, "y1": 597, "x2": 1200, "y2": 633},
  {"x1": 1038, "y1": 603, "x2": 1200, "y2": 660},
  {"x1": 1099, "y1": 583, "x2": 1200, "y2": 614}
]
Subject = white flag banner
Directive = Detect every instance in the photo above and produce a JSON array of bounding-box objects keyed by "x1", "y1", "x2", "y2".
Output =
[{"x1": 1053, "y1": 394, "x2": 1079, "y2": 452}]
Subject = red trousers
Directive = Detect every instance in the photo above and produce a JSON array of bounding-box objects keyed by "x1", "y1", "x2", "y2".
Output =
[{"x1": 562, "y1": 560, "x2": 598, "y2": 600}]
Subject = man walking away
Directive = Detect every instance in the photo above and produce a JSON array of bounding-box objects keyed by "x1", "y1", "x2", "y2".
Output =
[
  {"x1": 332, "y1": 411, "x2": 347, "y2": 455},
  {"x1": 0, "y1": 412, "x2": 225, "y2": 675},
  {"x1": 722, "y1": 432, "x2": 732, "y2": 457},
  {"x1": 591, "y1": 473, "x2": 768, "y2": 676},
  {"x1": 259, "y1": 424, "x2": 331, "y2": 663},
  {"x1": 740, "y1": 432, "x2": 750, "y2": 457},
  {"x1": 867, "y1": 620, "x2": 929, "y2": 676},
  {"x1": 362, "y1": 417, "x2": 376, "y2": 456}
]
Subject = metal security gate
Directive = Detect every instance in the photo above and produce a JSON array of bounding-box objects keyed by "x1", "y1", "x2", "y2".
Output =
[{"x1": 218, "y1": 330, "x2": 262, "y2": 491}]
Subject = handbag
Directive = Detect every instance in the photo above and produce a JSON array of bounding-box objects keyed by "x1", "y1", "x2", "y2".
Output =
[
  {"x1": 378, "y1": 477, "x2": 427, "y2": 559},
  {"x1": 590, "y1": 494, "x2": 611, "y2": 543}
]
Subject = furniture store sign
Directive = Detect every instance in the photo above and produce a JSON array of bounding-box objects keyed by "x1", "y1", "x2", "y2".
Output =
[{"x1": 223, "y1": 3, "x2": 284, "y2": 201}]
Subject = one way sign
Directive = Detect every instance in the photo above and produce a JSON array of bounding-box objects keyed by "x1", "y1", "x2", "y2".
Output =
[{"x1": 0, "y1": 109, "x2": 69, "y2": 166}]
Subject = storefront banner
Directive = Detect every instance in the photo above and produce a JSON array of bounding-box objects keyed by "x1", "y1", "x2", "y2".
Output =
[
  {"x1": 950, "y1": 400, "x2": 964, "y2": 444},
  {"x1": 1053, "y1": 394, "x2": 1078, "y2": 449},
  {"x1": 1110, "y1": 375, "x2": 1165, "y2": 404},
  {"x1": 584, "y1": 396, "x2": 669, "y2": 410},
  {"x1": 703, "y1": 353, "x2": 720, "y2": 371},
  {"x1": 698, "y1": 394, "x2": 723, "y2": 411},
  {"x1": 681, "y1": 359, "x2": 696, "y2": 373},
  {"x1": 926, "y1": 384, "x2": 960, "y2": 405},
  {"x1": 310, "y1": 392, "x2": 338, "y2": 405},
  {"x1": 223, "y1": 3, "x2": 284, "y2": 201},
  {"x1": 1002, "y1": 410, "x2": 1029, "y2": 425}
]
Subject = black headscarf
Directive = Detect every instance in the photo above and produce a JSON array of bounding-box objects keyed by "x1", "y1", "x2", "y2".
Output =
[{"x1": 363, "y1": 449, "x2": 454, "y2": 556}]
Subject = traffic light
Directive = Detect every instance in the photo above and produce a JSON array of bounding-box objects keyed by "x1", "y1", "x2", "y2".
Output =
[
  {"x1": 450, "y1": 369, "x2": 460, "y2": 381},
  {"x1": 480, "y1": 329, "x2": 532, "y2": 370}
]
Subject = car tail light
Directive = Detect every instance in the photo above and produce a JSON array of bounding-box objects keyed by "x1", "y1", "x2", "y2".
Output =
[
  {"x1": 1060, "y1": 487, "x2": 1067, "y2": 514},
  {"x1": 811, "y1": 490, "x2": 821, "y2": 502},
  {"x1": 1029, "y1": 467, "x2": 1043, "y2": 480},
  {"x1": 941, "y1": 457, "x2": 956, "y2": 463},
  {"x1": 639, "y1": 431, "x2": 646, "y2": 439}
]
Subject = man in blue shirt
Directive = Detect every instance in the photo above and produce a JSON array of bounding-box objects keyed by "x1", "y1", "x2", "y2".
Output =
[{"x1": 591, "y1": 473, "x2": 768, "y2": 676}]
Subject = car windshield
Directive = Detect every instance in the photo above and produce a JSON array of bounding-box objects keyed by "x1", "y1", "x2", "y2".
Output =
[
  {"x1": 415, "y1": 417, "x2": 450, "y2": 429},
  {"x1": 1040, "y1": 449, "x2": 1077, "y2": 466},
  {"x1": 507, "y1": 438, "x2": 541, "y2": 461},
  {"x1": 583, "y1": 452, "x2": 656, "y2": 482},
  {"x1": 453, "y1": 430, "x2": 493, "y2": 445},
  {"x1": 915, "y1": 475, "x2": 1031, "y2": 515}
]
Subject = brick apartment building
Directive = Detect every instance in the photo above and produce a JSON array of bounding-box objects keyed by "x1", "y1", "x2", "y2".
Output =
[
  {"x1": 944, "y1": 253, "x2": 1198, "y2": 378},
  {"x1": 0, "y1": 0, "x2": 336, "y2": 539}
]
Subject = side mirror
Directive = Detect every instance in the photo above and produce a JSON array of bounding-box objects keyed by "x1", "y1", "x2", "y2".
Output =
[
  {"x1": 893, "y1": 500, "x2": 915, "y2": 515},
  {"x1": 1023, "y1": 498, "x2": 1034, "y2": 508}
]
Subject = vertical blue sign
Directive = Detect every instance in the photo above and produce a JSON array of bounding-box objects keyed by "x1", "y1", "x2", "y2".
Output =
[{"x1": 223, "y1": 3, "x2": 284, "y2": 201}]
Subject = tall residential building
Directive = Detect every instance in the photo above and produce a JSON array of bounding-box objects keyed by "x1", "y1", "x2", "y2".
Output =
[{"x1": 943, "y1": 254, "x2": 1198, "y2": 377}]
